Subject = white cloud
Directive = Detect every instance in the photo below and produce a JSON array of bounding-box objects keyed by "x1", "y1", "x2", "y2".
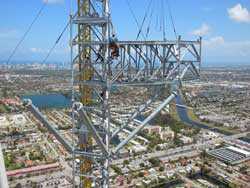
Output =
[
  {"x1": 204, "y1": 36, "x2": 225, "y2": 46},
  {"x1": 43, "y1": 0, "x2": 64, "y2": 4},
  {"x1": 228, "y1": 4, "x2": 250, "y2": 23},
  {"x1": 30, "y1": 48, "x2": 48, "y2": 53},
  {"x1": 204, "y1": 36, "x2": 250, "y2": 61},
  {"x1": 191, "y1": 23, "x2": 211, "y2": 36},
  {"x1": 0, "y1": 28, "x2": 19, "y2": 39},
  {"x1": 30, "y1": 47, "x2": 69, "y2": 55}
]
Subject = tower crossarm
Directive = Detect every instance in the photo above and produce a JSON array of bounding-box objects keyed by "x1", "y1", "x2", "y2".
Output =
[{"x1": 74, "y1": 38, "x2": 202, "y2": 88}]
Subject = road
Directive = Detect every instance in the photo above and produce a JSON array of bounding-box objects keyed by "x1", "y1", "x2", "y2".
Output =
[{"x1": 112, "y1": 132, "x2": 249, "y2": 165}]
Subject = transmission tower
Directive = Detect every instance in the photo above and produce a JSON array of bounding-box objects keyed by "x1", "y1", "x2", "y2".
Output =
[
  {"x1": 70, "y1": 0, "x2": 201, "y2": 186},
  {"x1": 25, "y1": 0, "x2": 202, "y2": 187}
]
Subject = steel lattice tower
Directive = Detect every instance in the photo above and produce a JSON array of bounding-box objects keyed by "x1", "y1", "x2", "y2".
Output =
[
  {"x1": 70, "y1": 0, "x2": 202, "y2": 187},
  {"x1": 71, "y1": 0, "x2": 111, "y2": 187},
  {"x1": 25, "y1": 0, "x2": 202, "y2": 187}
]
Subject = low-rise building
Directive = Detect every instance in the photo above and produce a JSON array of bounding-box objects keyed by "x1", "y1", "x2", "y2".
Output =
[
  {"x1": 0, "y1": 116, "x2": 8, "y2": 126},
  {"x1": 208, "y1": 145, "x2": 250, "y2": 165},
  {"x1": 179, "y1": 135, "x2": 193, "y2": 144},
  {"x1": 160, "y1": 127, "x2": 175, "y2": 141},
  {"x1": 144, "y1": 126, "x2": 162, "y2": 135},
  {"x1": 201, "y1": 130, "x2": 219, "y2": 140}
]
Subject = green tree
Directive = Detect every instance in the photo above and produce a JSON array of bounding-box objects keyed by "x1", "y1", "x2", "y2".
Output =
[
  {"x1": 111, "y1": 165, "x2": 122, "y2": 175},
  {"x1": 149, "y1": 158, "x2": 161, "y2": 167},
  {"x1": 139, "y1": 162, "x2": 145, "y2": 168},
  {"x1": 2, "y1": 87, "x2": 8, "y2": 98},
  {"x1": 123, "y1": 160, "x2": 129, "y2": 166},
  {"x1": 138, "y1": 171, "x2": 144, "y2": 178},
  {"x1": 156, "y1": 145, "x2": 161, "y2": 151},
  {"x1": 159, "y1": 166, "x2": 165, "y2": 172}
]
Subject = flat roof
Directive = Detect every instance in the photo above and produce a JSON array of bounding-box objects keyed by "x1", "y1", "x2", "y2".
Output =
[
  {"x1": 208, "y1": 146, "x2": 250, "y2": 165},
  {"x1": 227, "y1": 146, "x2": 250, "y2": 157},
  {"x1": 7, "y1": 163, "x2": 60, "y2": 177}
]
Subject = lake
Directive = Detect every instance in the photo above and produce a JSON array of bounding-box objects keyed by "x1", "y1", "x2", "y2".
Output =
[{"x1": 22, "y1": 94, "x2": 71, "y2": 109}]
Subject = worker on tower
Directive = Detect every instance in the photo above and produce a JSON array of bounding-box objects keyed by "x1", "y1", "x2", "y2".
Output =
[
  {"x1": 96, "y1": 46, "x2": 104, "y2": 62},
  {"x1": 109, "y1": 34, "x2": 119, "y2": 59}
]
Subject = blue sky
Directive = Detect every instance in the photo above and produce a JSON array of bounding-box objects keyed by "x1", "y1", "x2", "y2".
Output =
[{"x1": 0, "y1": 0, "x2": 250, "y2": 65}]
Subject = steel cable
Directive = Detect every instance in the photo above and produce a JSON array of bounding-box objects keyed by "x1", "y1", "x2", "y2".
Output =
[{"x1": 6, "y1": 2, "x2": 47, "y2": 67}]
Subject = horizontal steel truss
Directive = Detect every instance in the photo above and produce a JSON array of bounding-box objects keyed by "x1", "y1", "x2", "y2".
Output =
[
  {"x1": 71, "y1": 42, "x2": 198, "y2": 160},
  {"x1": 73, "y1": 38, "x2": 202, "y2": 87}
]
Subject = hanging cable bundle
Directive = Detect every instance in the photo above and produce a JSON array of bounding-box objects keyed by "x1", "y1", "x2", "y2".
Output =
[
  {"x1": 146, "y1": 3, "x2": 155, "y2": 39},
  {"x1": 136, "y1": 0, "x2": 153, "y2": 40},
  {"x1": 161, "y1": 0, "x2": 166, "y2": 40},
  {"x1": 125, "y1": 0, "x2": 178, "y2": 41},
  {"x1": 166, "y1": 0, "x2": 178, "y2": 39}
]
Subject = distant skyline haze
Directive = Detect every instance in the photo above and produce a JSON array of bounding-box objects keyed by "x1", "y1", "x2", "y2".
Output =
[{"x1": 0, "y1": 0, "x2": 249, "y2": 66}]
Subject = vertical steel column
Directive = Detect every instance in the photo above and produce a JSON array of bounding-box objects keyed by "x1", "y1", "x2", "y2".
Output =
[
  {"x1": 69, "y1": 8, "x2": 76, "y2": 187},
  {"x1": 103, "y1": 1, "x2": 110, "y2": 187},
  {"x1": 78, "y1": 0, "x2": 93, "y2": 187},
  {"x1": 72, "y1": 0, "x2": 111, "y2": 187}
]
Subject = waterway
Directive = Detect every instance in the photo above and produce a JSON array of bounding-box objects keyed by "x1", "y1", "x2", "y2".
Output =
[
  {"x1": 21, "y1": 93, "x2": 71, "y2": 109},
  {"x1": 21, "y1": 93, "x2": 245, "y2": 139},
  {"x1": 135, "y1": 95, "x2": 233, "y2": 136},
  {"x1": 239, "y1": 136, "x2": 250, "y2": 143},
  {"x1": 175, "y1": 95, "x2": 232, "y2": 136}
]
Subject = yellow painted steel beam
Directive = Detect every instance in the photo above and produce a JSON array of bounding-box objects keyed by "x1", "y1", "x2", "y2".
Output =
[{"x1": 78, "y1": 0, "x2": 94, "y2": 187}]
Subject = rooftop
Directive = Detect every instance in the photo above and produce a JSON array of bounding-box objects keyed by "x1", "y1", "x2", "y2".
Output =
[{"x1": 208, "y1": 146, "x2": 250, "y2": 165}]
